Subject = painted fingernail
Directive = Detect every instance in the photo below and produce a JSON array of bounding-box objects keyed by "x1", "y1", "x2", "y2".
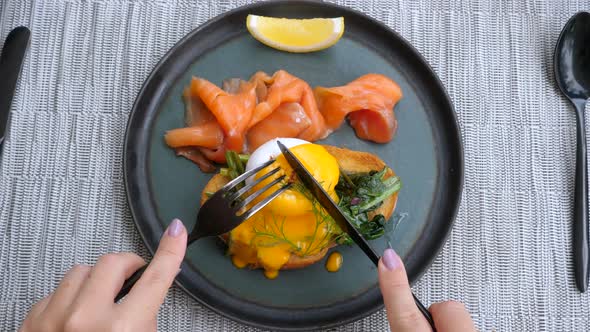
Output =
[
  {"x1": 167, "y1": 218, "x2": 184, "y2": 237},
  {"x1": 383, "y1": 248, "x2": 401, "y2": 271}
]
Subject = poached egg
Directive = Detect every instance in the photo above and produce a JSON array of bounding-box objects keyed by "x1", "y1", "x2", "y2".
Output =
[{"x1": 230, "y1": 138, "x2": 341, "y2": 278}]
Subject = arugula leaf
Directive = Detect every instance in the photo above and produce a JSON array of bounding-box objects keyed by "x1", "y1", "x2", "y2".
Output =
[{"x1": 335, "y1": 167, "x2": 401, "y2": 241}]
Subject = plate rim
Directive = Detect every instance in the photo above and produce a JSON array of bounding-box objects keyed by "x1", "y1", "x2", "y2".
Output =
[{"x1": 123, "y1": 0, "x2": 464, "y2": 330}]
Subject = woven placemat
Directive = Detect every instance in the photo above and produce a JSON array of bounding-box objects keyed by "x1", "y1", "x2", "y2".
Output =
[{"x1": 2, "y1": 0, "x2": 590, "y2": 330}]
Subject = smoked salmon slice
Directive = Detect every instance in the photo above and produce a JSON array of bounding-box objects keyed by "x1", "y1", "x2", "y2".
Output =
[
  {"x1": 250, "y1": 70, "x2": 327, "y2": 141},
  {"x1": 165, "y1": 85, "x2": 219, "y2": 172},
  {"x1": 248, "y1": 71, "x2": 273, "y2": 104},
  {"x1": 164, "y1": 122, "x2": 224, "y2": 148},
  {"x1": 247, "y1": 102, "x2": 312, "y2": 150},
  {"x1": 175, "y1": 147, "x2": 216, "y2": 173},
  {"x1": 165, "y1": 77, "x2": 256, "y2": 166},
  {"x1": 165, "y1": 71, "x2": 403, "y2": 170},
  {"x1": 165, "y1": 84, "x2": 223, "y2": 149},
  {"x1": 199, "y1": 146, "x2": 227, "y2": 164},
  {"x1": 190, "y1": 77, "x2": 257, "y2": 151},
  {"x1": 314, "y1": 74, "x2": 402, "y2": 143},
  {"x1": 183, "y1": 86, "x2": 216, "y2": 127},
  {"x1": 348, "y1": 109, "x2": 398, "y2": 143}
]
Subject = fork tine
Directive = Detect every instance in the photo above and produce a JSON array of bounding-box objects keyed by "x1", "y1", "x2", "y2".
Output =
[
  {"x1": 238, "y1": 183, "x2": 293, "y2": 220},
  {"x1": 227, "y1": 166, "x2": 281, "y2": 202},
  {"x1": 222, "y1": 159, "x2": 275, "y2": 192},
  {"x1": 235, "y1": 175, "x2": 286, "y2": 211}
]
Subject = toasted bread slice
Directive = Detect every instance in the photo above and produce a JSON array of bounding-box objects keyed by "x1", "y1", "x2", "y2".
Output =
[{"x1": 200, "y1": 145, "x2": 398, "y2": 270}]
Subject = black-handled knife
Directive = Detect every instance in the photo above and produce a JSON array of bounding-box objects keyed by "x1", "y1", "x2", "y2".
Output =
[
  {"x1": 0, "y1": 26, "x2": 30, "y2": 149},
  {"x1": 277, "y1": 141, "x2": 436, "y2": 331}
]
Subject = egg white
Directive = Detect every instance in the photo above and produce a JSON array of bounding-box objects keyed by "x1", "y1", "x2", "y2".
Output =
[{"x1": 245, "y1": 138, "x2": 310, "y2": 184}]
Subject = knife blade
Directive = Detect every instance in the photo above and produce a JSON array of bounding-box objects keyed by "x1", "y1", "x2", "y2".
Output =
[
  {"x1": 276, "y1": 140, "x2": 436, "y2": 330},
  {"x1": 0, "y1": 26, "x2": 31, "y2": 148}
]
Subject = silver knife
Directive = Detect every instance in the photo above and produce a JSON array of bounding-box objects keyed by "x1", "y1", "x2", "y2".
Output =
[
  {"x1": 276, "y1": 141, "x2": 436, "y2": 330},
  {"x1": 0, "y1": 26, "x2": 31, "y2": 149}
]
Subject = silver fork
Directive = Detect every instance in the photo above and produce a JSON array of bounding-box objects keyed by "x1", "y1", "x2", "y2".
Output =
[{"x1": 115, "y1": 159, "x2": 289, "y2": 302}]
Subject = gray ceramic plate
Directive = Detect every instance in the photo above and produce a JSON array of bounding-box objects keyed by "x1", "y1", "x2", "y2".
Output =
[{"x1": 124, "y1": 1, "x2": 463, "y2": 330}]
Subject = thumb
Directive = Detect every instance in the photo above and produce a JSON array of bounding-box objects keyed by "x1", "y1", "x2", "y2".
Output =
[
  {"x1": 123, "y1": 218, "x2": 187, "y2": 316},
  {"x1": 429, "y1": 301, "x2": 476, "y2": 332},
  {"x1": 378, "y1": 248, "x2": 431, "y2": 332}
]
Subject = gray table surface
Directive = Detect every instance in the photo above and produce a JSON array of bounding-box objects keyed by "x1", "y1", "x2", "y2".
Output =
[{"x1": 2, "y1": 0, "x2": 590, "y2": 331}]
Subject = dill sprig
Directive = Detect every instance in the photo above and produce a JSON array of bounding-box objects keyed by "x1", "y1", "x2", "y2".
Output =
[
  {"x1": 248, "y1": 182, "x2": 340, "y2": 256},
  {"x1": 251, "y1": 213, "x2": 302, "y2": 251},
  {"x1": 291, "y1": 182, "x2": 340, "y2": 256}
]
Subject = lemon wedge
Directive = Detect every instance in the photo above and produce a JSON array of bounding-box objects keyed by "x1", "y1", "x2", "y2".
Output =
[{"x1": 246, "y1": 15, "x2": 344, "y2": 53}]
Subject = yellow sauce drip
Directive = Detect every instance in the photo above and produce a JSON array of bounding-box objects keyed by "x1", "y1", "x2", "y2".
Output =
[
  {"x1": 264, "y1": 270, "x2": 279, "y2": 279},
  {"x1": 232, "y1": 255, "x2": 248, "y2": 269},
  {"x1": 325, "y1": 251, "x2": 343, "y2": 272}
]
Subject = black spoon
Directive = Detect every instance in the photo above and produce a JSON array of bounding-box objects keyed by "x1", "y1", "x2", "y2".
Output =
[{"x1": 554, "y1": 11, "x2": 590, "y2": 293}]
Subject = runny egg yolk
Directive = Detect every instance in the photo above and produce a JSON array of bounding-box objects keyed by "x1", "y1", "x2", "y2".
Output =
[{"x1": 229, "y1": 143, "x2": 340, "y2": 278}]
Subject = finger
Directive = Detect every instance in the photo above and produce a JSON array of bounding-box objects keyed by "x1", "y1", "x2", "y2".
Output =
[
  {"x1": 76, "y1": 253, "x2": 145, "y2": 304},
  {"x1": 123, "y1": 218, "x2": 187, "y2": 315},
  {"x1": 23, "y1": 293, "x2": 53, "y2": 321},
  {"x1": 378, "y1": 248, "x2": 431, "y2": 332},
  {"x1": 42, "y1": 265, "x2": 91, "y2": 317},
  {"x1": 430, "y1": 301, "x2": 476, "y2": 332}
]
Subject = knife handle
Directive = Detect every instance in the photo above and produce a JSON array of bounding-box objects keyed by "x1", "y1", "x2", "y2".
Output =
[
  {"x1": 0, "y1": 26, "x2": 30, "y2": 145},
  {"x1": 413, "y1": 293, "x2": 436, "y2": 331},
  {"x1": 379, "y1": 251, "x2": 436, "y2": 331}
]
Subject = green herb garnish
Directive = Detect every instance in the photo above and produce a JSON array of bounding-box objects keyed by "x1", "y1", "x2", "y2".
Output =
[
  {"x1": 225, "y1": 150, "x2": 244, "y2": 177},
  {"x1": 223, "y1": 150, "x2": 249, "y2": 182},
  {"x1": 335, "y1": 167, "x2": 401, "y2": 241},
  {"x1": 238, "y1": 153, "x2": 250, "y2": 164},
  {"x1": 220, "y1": 168, "x2": 230, "y2": 178}
]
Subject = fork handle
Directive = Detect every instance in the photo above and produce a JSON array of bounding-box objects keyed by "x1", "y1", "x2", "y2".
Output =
[
  {"x1": 114, "y1": 232, "x2": 203, "y2": 302},
  {"x1": 114, "y1": 264, "x2": 148, "y2": 302}
]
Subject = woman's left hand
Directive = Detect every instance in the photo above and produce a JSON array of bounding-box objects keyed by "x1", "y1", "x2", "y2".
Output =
[{"x1": 20, "y1": 218, "x2": 187, "y2": 332}]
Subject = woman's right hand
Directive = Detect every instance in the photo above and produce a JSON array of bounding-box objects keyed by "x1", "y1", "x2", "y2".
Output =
[{"x1": 378, "y1": 248, "x2": 477, "y2": 332}]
